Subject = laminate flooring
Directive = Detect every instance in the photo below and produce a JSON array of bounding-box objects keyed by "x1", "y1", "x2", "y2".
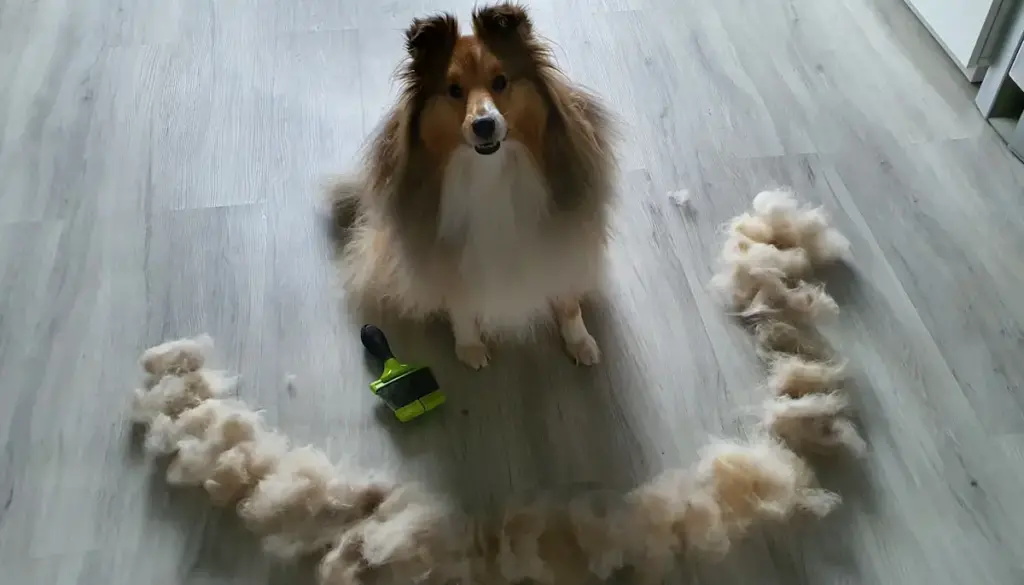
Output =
[{"x1": 2, "y1": 0, "x2": 1024, "y2": 583}]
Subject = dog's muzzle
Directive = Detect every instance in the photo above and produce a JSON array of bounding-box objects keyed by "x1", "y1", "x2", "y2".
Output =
[{"x1": 470, "y1": 115, "x2": 503, "y2": 155}]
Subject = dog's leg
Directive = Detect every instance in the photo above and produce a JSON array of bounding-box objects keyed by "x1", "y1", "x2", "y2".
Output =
[
  {"x1": 552, "y1": 298, "x2": 601, "y2": 366},
  {"x1": 451, "y1": 310, "x2": 490, "y2": 369}
]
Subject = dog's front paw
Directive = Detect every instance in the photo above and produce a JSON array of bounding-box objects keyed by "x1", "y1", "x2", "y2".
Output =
[
  {"x1": 565, "y1": 333, "x2": 601, "y2": 366},
  {"x1": 456, "y1": 343, "x2": 490, "y2": 370}
]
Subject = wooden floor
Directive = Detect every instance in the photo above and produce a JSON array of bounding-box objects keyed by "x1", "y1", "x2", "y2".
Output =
[{"x1": 2, "y1": 0, "x2": 1024, "y2": 582}]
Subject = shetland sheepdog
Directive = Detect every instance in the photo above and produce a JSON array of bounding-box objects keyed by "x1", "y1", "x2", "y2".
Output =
[{"x1": 330, "y1": 3, "x2": 617, "y2": 369}]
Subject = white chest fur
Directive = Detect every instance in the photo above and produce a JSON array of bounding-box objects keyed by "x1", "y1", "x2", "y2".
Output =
[{"x1": 436, "y1": 142, "x2": 601, "y2": 335}]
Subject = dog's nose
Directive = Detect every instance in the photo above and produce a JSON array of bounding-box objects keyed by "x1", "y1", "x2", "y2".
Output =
[{"x1": 471, "y1": 117, "x2": 496, "y2": 140}]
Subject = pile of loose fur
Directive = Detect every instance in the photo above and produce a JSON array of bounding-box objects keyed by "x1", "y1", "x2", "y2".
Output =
[
  {"x1": 710, "y1": 189, "x2": 866, "y2": 458},
  {"x1": 130, "y1": 335, "x2": 841, "y2": 585}
]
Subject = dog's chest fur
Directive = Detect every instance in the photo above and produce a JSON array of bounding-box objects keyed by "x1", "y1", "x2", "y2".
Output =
[{"x1": 436, "y1": 142, "x2": 601, "y2": 333}]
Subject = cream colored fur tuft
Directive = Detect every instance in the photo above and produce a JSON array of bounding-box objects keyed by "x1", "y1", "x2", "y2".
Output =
[{"x1": 711, "y1": 189, "x2": 865, "y2": 458}]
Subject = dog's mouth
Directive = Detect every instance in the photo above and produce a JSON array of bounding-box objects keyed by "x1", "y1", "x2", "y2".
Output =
[{"x1": 474, "y1": 142, "x2": 501, "y2": 155}]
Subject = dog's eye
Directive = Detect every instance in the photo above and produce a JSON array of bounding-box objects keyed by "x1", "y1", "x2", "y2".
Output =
[
  {"x1": 492, "y1": 74, "x2": 508, "y2": 92},
  {"x1": 448, "y1": 83, "x2": 463, "y2": 99}
]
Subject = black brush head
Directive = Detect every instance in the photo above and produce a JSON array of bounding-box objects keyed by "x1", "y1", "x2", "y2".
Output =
[{"x1": 375, "y1": 367, "x2": 440, "y2": 410}]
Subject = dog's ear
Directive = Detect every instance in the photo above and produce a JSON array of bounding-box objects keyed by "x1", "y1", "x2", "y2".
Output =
[
  {"x1": 405, "y1": 13, "x2": 459, "y2": 58},
  {"x1": 472, "y1": 3, "x2": 534, "y2": 40},
  {"x1": 403, "y1": 13, "x2": 459, "y2": 84}
]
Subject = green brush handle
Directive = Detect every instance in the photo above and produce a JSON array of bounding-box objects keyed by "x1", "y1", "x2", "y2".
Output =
[{"x1": 360, "y1": 324, "x2": 396, "y2": 362}]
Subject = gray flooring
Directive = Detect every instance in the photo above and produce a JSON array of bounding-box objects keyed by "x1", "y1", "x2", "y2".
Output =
[{"x1": 2, "y1": 0, "x2": 1024, "y2": 583}]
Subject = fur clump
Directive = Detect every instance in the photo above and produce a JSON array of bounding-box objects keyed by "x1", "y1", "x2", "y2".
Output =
[
  {"x1": 318, "y1": 486, "x2": 477, "y2": 585},
  {"x1": 711, "y1": 190, "x2": 865, "y2": 458},
  {"x1": 752, "y1": 319, "x2": 828, "y2": 361},
  {"x1": 240, "y1": 447, "x2": 398, "y2": 559},
  {"x1": 627, "y1": 439, "x2": 839, "y2": 566},
  {"x1": 762, "y1": 393, "x2": 866, "y2": 457},
  {"x1": 486, "y1": 438, "x2": 841, "y2": 585},
  {"x1": 131, "y1": 340, "x2": 236, "y2": 425},
  {"x1": 494, "y1": 490, "x2": 631, "y2": 585},
  {"x1": 131, "y1": 334, "x2": 476, "y2": 582},
  {"x1": 710, "y1": 189, "x2": 848, "y2": 324},
  {"x1": 765, "y1": 355, "x2": 846, "y2": 398},
  {"x1": 760, "y1": 356, "x2": 863, "y2": 456},
  {"x1": 139, "y1": 333, "x2": 214, "y2": 376},
  {"x1": 745, "y1": 190, "x2": 850, "y2": 264},
  {"x1": 165, "y1": 400, "x2": 285, "y2": 503},
  {"x1": 130, "y1": 335, "x2": 842, "y2": 585}
]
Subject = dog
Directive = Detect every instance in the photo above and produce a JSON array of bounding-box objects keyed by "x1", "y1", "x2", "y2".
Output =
[{"x1": 331, "y1": 2, "x2": 617, "y2": 369}]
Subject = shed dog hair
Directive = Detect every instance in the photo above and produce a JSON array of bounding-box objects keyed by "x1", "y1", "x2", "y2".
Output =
[
  {"x1": 131, "y1": 335, "x2": 841, "y2": 585},
  {"x1": 710, "y1": 190, "x2": 864, "y2": 458}
]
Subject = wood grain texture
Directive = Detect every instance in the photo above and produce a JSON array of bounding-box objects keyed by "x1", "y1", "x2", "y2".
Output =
[{"x1": 1, "y1": 0, "x2": 1023, "y2": 582}]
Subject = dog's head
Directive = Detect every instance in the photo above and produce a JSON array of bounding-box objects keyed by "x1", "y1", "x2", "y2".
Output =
[
  {"x1": 365, "y1": 3, "x2": 616, "y2": 246},
  {"x1": 400, "y1": 3, "x2": 550, "y2": 159}
]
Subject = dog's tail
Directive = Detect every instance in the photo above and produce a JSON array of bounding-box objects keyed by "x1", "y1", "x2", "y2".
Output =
[{"x1": 318, "y1": 174, "x2": 363, "y2": 231}]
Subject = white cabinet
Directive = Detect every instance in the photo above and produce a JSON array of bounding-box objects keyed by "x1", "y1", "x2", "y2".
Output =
[
  {"x1": 904, "y1": 0, "x2": 1015, "y2": 81},
  {"x1": 1010, "y1": 34, "x2": 1024, "y2": 86},
  {"x1": 975, "y1": 1, "x2": 1024, "y2": 161}
]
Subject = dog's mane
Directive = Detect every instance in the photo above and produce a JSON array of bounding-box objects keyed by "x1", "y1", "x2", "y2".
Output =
[{"x1": 362, "y1": 2, "x2": 618, "y2": 249}]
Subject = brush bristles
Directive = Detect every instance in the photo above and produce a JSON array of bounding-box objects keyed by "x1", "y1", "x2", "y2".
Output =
[{"x1": 376, "y1": 368, "x2": 440, "y2": 409}]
